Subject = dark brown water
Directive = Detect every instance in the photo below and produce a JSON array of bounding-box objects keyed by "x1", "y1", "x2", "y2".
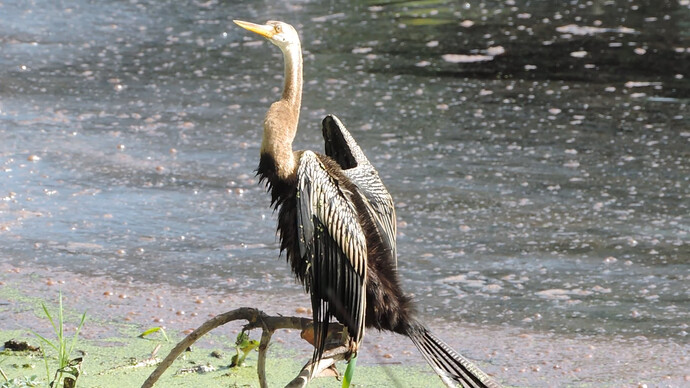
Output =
[{"x1": 1, "y1": 0, "x2": 689, "y2": 386}]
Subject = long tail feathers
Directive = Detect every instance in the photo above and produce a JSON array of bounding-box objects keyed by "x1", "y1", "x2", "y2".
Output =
[{"x1": 407, "y1": 323, "x2": 501, "y2": 388}]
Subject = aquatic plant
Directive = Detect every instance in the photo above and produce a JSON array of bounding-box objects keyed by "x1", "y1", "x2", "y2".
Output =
[
  {"x1": 138, "y1": 327, "x2": 169, "y2": 343},
  {"x1": 0, "y1": 374, "x2": 41, "y2": 388},
  {"x1": 30, "y1": 292, "x2": 86, "y2": 388},
  {"x1": 341, "y1": 355, "x2": 357, "y2": 388},
  {"x1": 230, "y1": 331, "x2": 259, "y2": 368}
]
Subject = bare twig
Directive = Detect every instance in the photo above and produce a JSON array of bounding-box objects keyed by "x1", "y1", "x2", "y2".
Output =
[
  {"x1": 141, "y1": 307, "x2": 345, "y2": 388},
  {"x1": 0, "y1": 366, "x2": 9, "y2": 382},
  {"x1": 257, "y1": 325, "x2": 273, "y2": 388}
]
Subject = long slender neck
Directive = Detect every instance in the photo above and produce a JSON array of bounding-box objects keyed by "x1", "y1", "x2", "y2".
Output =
[
  {"x1": 260, "y1": 42, "x2": 302, "y2": 181},
  {"x1": 281, "y1": 44, "x2": 302, "y2": 108}
]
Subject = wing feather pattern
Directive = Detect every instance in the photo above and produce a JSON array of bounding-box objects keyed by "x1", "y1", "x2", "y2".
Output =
[
  {"x1": 296, "y1": 150, "x2": 368, "y2": 367},
  {"x1": 322, "y1": 115, "x2": 397, "y2": 265}
]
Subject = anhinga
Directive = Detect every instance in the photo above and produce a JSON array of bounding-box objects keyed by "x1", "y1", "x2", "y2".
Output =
[{"x1": 234, "y1": 19, "x2": 499, "y2": 388}]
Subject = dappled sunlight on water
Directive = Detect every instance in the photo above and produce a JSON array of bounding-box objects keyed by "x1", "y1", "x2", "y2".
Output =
[{"x1": 1, "y1": 0, "x2": 689, "y2": 385}]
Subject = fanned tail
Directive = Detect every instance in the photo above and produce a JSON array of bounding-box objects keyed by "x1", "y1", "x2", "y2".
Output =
[{"x1": 406, "y1": 322, "x2": 501, "y2": 388}]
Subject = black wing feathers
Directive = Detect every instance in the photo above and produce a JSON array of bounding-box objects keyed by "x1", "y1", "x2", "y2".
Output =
[
  {"x1": 321, "y1": 115, "x2": 398, "y2": 265},
  {"x1": 322, "y1": 115, "x2": 358, "y2": 169},
  {"x1": 296, "y1": 151, "x2": 367, "y2": 367}
]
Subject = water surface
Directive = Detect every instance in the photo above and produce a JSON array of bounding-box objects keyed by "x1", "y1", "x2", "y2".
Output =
[{"x1": 1, "y1": 0, "x2": 689, "y2": 385}]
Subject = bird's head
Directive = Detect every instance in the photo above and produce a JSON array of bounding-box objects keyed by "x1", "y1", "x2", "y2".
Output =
[{"x1": 233, "y1": 20, "x2": 300, "y2": 51}]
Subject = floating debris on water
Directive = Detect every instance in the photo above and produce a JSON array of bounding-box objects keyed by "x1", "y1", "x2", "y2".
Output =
[
  {"x1": 442, "y1": 54, "x2": 494, "y2": 63},
  {"x1": 555, "y1": 24, "x2": 638, "y2": 35}
]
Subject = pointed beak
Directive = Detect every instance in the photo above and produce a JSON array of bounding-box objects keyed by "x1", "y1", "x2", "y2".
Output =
[{"x1": 233, "y1": 20, "x2": 276, "y2": 39}]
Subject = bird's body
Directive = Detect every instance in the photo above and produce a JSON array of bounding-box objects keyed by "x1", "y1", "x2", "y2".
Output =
[{"x1": 235, "y1": 19, "x2": 499, "y2": 388}]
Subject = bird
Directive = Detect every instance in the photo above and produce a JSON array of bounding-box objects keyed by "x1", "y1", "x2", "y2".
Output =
[{"x1": 234, "y1": 19, "x2": 500, "y2": 388}]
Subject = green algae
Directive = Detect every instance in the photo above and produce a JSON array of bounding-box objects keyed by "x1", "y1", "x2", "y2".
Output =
[
  {"x1": 2, "y1": 329, "x2": 445, "y2": 387},
  {"x1": 1, "y1": 282, "x2": 445, "y2": 387}
]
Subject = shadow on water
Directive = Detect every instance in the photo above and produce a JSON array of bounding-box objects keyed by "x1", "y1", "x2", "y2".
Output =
[{"x1": 355, "y1": 0, "x2": 689, "y2": 93}]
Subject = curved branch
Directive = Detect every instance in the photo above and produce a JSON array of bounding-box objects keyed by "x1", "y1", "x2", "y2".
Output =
[
  {"x1": 257, "y1": 325, "x2": 273, "y2": 388},
  {"x1": 141, "y1": 307, "x2": 338, "y2": 388},
  {"x1": 142, "y1": 307, "x2": 261, "y2": 388}
]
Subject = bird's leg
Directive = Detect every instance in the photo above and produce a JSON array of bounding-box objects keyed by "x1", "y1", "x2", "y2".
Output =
[
  {"x1": 299, "y1": 322, "x2": 347, "y2": 349},
  {"x1": 286, "y1": 345, "x2": 350, "y2": 388},
  {"x1": 345, "y1": 334, "x2": 362, "y2": 359},
  {"x1": 288, "y1": 322, "x2": 349, "y2": 387}
]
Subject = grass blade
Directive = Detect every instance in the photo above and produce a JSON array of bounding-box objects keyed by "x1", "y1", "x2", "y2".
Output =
[
  {"x1": 29, "y1": 292, "x2": 87, "y2": 387},
  {"x1": 67, "y1": 311, "x2": 87, "y2": 358},
  {"x1": 139, "y1": 327, "x2": 169, "y2": 342},
  {"x1": 28, "y1": 330, "x2": 59, "y2": 353},
  {"x1": 342, "y1": 355, "x2": 357, "y2": 388}
]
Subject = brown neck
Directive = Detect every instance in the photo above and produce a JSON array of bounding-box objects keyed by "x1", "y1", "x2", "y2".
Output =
[{"x1": 260, "y1": 42, "x2": 302, "y2": 181}]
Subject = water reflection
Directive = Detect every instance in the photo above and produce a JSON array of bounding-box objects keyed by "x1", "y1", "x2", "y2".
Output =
[{"x1": 1, "y1": 0, "x2": 688, "y2": 352}]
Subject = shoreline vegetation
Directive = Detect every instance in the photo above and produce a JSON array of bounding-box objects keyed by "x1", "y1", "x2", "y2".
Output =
[
  {"x1": 0, "y1": 264, "x2": 446, "y2": 388},
  {"x1": 1, "y1": 263, "x2": 687, "y2": 387},
  {"x1": 1, "y1": 328, "x2": 441, "y2": 388}
]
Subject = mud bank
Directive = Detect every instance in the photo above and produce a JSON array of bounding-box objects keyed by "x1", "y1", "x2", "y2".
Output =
[{"x1": 0, "y1": 263, "x2": 687, "y2": 387}]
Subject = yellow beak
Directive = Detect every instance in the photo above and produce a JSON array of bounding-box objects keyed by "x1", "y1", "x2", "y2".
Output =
[{"x1": 233, "y1": 20, "x2": 275, "y2": 39}]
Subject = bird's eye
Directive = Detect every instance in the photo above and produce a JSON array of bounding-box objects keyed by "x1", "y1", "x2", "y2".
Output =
[{"x1": 274, "y1": 24, "x2": 282, "y2": 33}]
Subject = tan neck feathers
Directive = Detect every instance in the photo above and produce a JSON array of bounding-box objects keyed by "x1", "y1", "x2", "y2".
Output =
[{"x1": 260, "y1": 42, "x2": 302, "y2": 180}]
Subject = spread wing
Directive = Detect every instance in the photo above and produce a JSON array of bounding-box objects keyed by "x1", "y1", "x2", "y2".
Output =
[
  {"x1": 322, "y1": 114, "x2": 397, "y2": 265},
  {"x1": 296, "y1": 150, "x2": 367, "y2": 365}
]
